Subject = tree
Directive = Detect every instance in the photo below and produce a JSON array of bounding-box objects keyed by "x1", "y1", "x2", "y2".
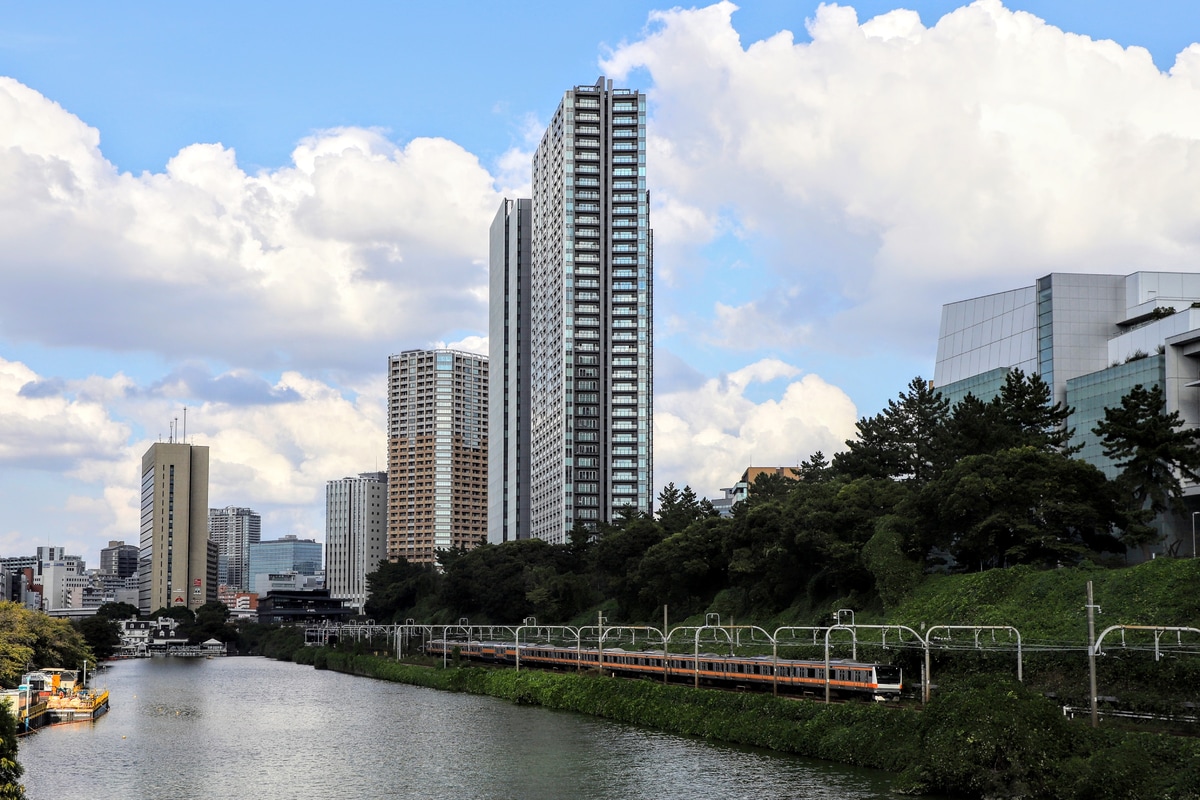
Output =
[
  {"x1": 991, "y1": 369, "x2": 1076, "y2": 453},
  {"x1": 862, "y1": 516, "x2": 923, "y2": 610},
  {"x1": 0, "y1": 698, "x2": 24, "y2": 799},
  {"x1": 1094, "y1": 383, "x2": 1200, "y2": 546},
  {"x1": 94, "y1": 602, "x2": 139, "y2": 621},
  {"x1": 364, "y1": 558, "x2": 441, "y2": 622},
  {"x1": 187, "y1": 601, "x2": 238, "y2": 645},
  {"x1": 834, "y1": 377, "x2": 949, "y2": 484},
  {"x1": 0, "y1": 602, "x2": 91, "y2": 687},
  {"x1": 797, "y1": 451, "x2": 831, "y2": 482},
  {"x1": 657, "y1": 482, "x2": 703, "y2": 534},
  {"x1": 633, "y1": 518, "x2": 729, "y2": 618},
  {"x1": 919, "y1": 447, "x2": 1123, "y2": 569},
  {"x1": 943, "y1": 371, "x2": 1076, "y2": 461},
  {"x1": 74, "y1": 616, "x2": 121, "y2": 660}
]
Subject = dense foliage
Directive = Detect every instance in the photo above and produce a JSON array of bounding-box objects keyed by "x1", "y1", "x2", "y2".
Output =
[
  {"x1": 0, "y1": 602, "x2": 91, "y2": 687},
  {"x1": 0, "y1": 701, "x2": 23, "y2": 800}
]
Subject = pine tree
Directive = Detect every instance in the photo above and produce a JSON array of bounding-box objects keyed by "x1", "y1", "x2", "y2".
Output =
[
  {"x1": 1094, "y1": 384, "x2": 1200, "y2": 545},
  {"x1": 834, "y1": 377, "x2": 949, "y2": 484}
]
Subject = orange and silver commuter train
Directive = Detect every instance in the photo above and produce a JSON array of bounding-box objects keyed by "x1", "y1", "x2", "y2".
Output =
[{"x1": 425, "y1": 639, "x2": 903, "y2": 698}]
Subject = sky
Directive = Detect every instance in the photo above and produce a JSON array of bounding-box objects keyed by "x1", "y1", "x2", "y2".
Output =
[{"x1": 3, "y1": 0, "x2": 1200, "y2": 566}]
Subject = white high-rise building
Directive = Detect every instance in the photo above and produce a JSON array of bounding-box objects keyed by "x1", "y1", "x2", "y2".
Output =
[
  {"x1": 326, "y1": 471, "x2": 388, "y2": 614},
  {"x1": 207, "y1": 506, "x2": 261, "y2": 592},
  {"x1": 492, "y1": 77, "x2": 653, "y2": 545}
]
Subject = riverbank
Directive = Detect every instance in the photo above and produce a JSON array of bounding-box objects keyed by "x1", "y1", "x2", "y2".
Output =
[{"x1": 302, "y1": 649, "x2": 1200, "y2": 798}]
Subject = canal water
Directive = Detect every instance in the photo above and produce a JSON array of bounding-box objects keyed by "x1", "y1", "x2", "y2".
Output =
[{"x1": 20, "y1": 657, "x2": 909, "y2": 799}]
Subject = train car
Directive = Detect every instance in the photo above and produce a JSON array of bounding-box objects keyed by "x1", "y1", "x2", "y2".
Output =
[{"x1": 426, "y1": 640, "x2": 902, "y2": 698}]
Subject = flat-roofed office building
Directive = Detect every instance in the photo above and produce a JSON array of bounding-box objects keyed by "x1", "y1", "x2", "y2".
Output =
[{"x1": 139, "y1": 441, "x2": 215, "y2": 614}]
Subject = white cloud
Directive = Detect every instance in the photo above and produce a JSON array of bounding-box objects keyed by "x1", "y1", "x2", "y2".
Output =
[
  {"x1": 603, "y1": 0, "x2": 1200, "y2": 355},
  {"x1": 654, "y1": 358, "x2": 857, "y2": 497},
  {"x1": 0, "y1": 357, "x2": 130, "y2": 470},
  {"x1": 0, "y1": 81, "x2": 503, "y2": 372}
]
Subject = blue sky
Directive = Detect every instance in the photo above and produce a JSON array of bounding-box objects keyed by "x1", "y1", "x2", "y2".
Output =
[{"x1": 3, "y1": 1, "x2": 1200, "y2": 564}]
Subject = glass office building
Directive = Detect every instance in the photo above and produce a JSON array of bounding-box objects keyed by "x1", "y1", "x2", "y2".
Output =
[{"x1": 934, "y1": 271, "x2": 1200, "y2": 558}]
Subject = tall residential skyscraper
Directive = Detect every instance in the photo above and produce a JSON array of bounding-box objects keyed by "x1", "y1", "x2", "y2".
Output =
[
  {"x1": 207, "y1": 506, "x2": 261, "y2": 592},
  {"x1": 138, "y1": 441, "x2": 214, "y2": 614},
  {"x1": 326, "y1": 471, "x2": 388, "y2": 613},
  {"x1": 387, "y1": 349, "x2": 488, "y2": 563},
  {"x1": 489, "y1": 198, "x2": 532, "y2": 544},
  {"x1": 492, "y1": 76, "x2": 653, "y2": 545}
]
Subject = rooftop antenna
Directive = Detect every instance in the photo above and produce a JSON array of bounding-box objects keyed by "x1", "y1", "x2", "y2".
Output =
[{"x1": 183, "y1": 406, "x2": 187, "y2": 444}]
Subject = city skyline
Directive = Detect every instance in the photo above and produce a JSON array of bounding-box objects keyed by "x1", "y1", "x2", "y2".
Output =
[{"x1": 3, "y1": 1, "x2": 1200, "y2": 565}]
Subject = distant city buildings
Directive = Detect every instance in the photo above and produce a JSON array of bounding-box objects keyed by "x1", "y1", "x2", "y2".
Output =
[
  {"x1": 208, "y1": 506, "x2": 261, "y2": 592},
  {"x1": 491, "y1": 76, "x2": 653, "y2": 545},
  {"x1": 138, "y1": 441, "x2": 216, "y2": 614},
  {"x1": 386, "y1": 349, "x2": 488, "y2": 564},
  {"x1": 100, "y1": 540, "x2": 138, "y2": 579},
  {"x1": 935, "y1": 271, "x2": 1200, "y2": 557},
  {"x1": 247, "y1": 535, "x2": 322, "y2": 590},
  {"x1": 326, "y1": 471, "x2": 388, "y2": 614}
]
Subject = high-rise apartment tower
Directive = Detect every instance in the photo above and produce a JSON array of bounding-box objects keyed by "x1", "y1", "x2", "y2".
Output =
[
  {"x1": 387, "y1": 349, "x2": 488, "y2": 563},
  {"x1": 138, "y1": 441, "x2": 215, "y2": 614},
  {"x1": 326, "y1": 471, "x2": 388, "y2": 613},
  {"x1": 492, "y1": 76, "x2": 653, "y2": 545},
  {"x1": 207, "y1": 506, "x2": 261, "y2": 592},
  {"x1": 489, "y1": 199, "x2": 532, "y2": 544}
]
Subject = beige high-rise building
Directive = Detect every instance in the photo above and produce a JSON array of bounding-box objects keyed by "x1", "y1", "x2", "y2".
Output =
[
  {"x1": 386, "y1": 349, "x2": 488, "y2": 564},
  {"x1": 138, "y1": 441, "x2": 214, "y2": 614}
]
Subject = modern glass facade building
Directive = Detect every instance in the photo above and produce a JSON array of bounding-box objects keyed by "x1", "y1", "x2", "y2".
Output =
[
  {"x1": 934, "y1": 271, "x2": 1200, "y2": 557},
  {"x1": 386, "y1": 349, "x2": 488, "y2": 563},
  {"x1": 247, "y1": 536, "x2": 322, "y2": 589},
  {"x1": 207, "y1": 506, "x2": 261, "y2": 592},
  {"x1": 493, "y1": 77, "x2": 653, "y2": 545},
  {"x1": 325, "y1": 471, "x2": 388, "y2": 613}
]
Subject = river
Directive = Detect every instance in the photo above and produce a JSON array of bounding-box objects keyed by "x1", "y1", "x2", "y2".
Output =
[{"x1": 20, "y1": 657, "x2": 909, "y2": 799}]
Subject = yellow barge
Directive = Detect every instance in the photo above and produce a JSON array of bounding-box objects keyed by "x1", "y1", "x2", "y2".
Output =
[{"x1": 4, "y1": 666, "x2": 110, "y2": 733}]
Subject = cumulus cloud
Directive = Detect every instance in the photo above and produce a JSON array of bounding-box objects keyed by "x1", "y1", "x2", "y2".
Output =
[
  {"x1": 0, "y1": 79, "x2": 502, "y2": 372},
  {"x1": 603, "y1": 0, "x2": 1200, "y2": 355},
  {"x1": 654, "y1": 358, "x2": 858, "y2": 497},
  {"x1": 146, "y1": 363, "x2": 302, "y2": 405},
  {"x1": 0, "y1": 357, "x2": 130, "y2": 470}
]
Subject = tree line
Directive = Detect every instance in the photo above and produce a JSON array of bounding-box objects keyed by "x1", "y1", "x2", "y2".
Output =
[{"x1": 365, "y1": 371, "x2": 1200, "y2": 626}]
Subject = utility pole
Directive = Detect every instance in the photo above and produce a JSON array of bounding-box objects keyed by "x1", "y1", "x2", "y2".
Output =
[{"x1": 1087, "y1": 581, "x2": 1099, "y2": 729}]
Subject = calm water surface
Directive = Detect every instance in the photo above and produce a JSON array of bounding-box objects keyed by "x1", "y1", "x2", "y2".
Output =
[{"x1": 21, "y1": 657, "x2": 909, "y2": 799}]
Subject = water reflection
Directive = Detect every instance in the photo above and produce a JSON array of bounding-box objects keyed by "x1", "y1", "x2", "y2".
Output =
[{"x1": 21, "y1": 658, "x2": 905, "y2": 799}]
